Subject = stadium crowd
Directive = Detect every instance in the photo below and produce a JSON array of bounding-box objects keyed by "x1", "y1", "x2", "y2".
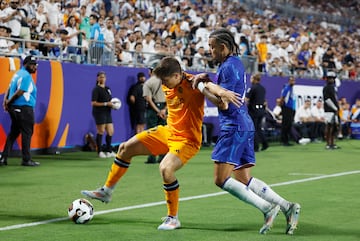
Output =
[{"x1": 0, "y1": 0, "x2": 359, "y2": 80}]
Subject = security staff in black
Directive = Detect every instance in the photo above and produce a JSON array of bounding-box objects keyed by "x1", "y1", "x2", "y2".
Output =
[
  {"x1": 245, "y1": 73, "x2": 268, "y2": 152},
  {"x1": 1, "y1": 55, "x2": 39, "y2": 166},
  {"x1": 323, "y1": 71, "x2": 340, "y2": 150},
  {"x1": 143, "y1": 68, "x2": 167, "y2": 163}
]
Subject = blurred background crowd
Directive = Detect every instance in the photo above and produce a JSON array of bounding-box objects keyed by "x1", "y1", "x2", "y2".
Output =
[{"x1": 0, "y1": 0, "x2": 359, "y2": 80}]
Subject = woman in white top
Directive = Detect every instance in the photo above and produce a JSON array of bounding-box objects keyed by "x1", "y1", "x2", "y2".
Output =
[
  {"x1": 35, "y1": 3, "x2": 48, "y2": 33},
  {"x1": 65, "y1": 15, "x2": 82, "y2": 54}
]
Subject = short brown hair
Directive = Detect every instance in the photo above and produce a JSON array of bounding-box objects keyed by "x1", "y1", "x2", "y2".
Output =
[{"x1": 153, "y1": 57, "x2": 182, "y2": 80}]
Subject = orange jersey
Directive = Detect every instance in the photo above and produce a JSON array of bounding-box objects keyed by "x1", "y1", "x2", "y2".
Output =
[
  {"x1": 256, "y1": 42, "x2": 268, "y2": 63},
  {"x1": 163, "y1": 72, "x2": 205, "y2": 146}
]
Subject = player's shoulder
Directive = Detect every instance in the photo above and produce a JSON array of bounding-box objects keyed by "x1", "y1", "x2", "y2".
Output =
[{"x1": 183, "y1": 72, "x2": 194, "y2": 83}]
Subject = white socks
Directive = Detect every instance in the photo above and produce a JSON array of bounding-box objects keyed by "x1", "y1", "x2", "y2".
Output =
[
  {"x1": 248, "y1": 177, "x2": 291, "y2": 212},
  {"x1": 222, "y1": 177, "x2": 272, "y2": 213}
]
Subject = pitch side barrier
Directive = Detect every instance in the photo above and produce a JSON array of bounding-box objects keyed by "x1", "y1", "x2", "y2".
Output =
[{"x1": 0, "y1": 58, "x2": 358, "y2": 152}]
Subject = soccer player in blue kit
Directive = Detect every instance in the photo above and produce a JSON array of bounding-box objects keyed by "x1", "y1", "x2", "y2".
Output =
[{"x1": 192, "y1": 28, "x2": 301, "y2": 235}]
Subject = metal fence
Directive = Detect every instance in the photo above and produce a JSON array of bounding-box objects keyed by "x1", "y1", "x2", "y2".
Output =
[
  {"x1": 1, "y1": 36, "x2": 357, "y2": 80},
  {"x1": 0, "y1": 36, "x2": 258, "y2": 73}
]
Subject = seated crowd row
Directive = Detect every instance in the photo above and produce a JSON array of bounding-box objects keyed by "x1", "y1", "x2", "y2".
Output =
[
  {"x1": 0, "y1": 0, "x2": 358, "y2": 79},
  {"x1": 264, "y1": 97, "x2": 360, "y2": 142}
]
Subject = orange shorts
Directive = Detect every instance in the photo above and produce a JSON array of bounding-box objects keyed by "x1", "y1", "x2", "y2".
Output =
[{"x1": 136, "y1": 125, "x2": 200, "y2": 164}]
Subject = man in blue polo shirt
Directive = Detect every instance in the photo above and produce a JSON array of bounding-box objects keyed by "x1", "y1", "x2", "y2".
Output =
[
  {"x1": 0, "y1": 55, "x2": 39, "y2": 166},
  {"x1": 280, "y1": 76, "x2": 296, "y2": 146}
]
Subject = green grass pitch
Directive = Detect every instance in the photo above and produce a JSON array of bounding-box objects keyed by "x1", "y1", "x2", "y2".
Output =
[{"x1": 0, "y1": 139, "x2": 359, "y2": 241}]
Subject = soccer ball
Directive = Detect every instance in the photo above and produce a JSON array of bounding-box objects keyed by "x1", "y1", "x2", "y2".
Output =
[
  {"x1": 111, "y1": 97, "x2": 121, "y2": 110},
  {"x1": 68, "y1": 198, "x2": 94, "y2": 224}
]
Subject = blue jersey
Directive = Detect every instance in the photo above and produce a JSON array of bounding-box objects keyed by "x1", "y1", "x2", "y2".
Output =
[
  {"x1": 90, "y1": 22, "x2": 104, "y2": 47},
  {"x1": 214, "y1": 56, "x2": 254, "y2": 132},
  {"x1": 8, "y1": 67, "x2": 37, "y2": 107},
  {"x1": 281, "y1": 84, "x2": 296, "y2": 110}
]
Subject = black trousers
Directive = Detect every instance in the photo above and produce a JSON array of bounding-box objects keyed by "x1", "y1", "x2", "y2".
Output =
[
  {"x1": 146, "y1": 103, "x2": 166, "y2": 163},
  {"x1": 2, "y1": 105, "x2": 34, "y2": 161},
  {"x1": 281, "y1": 106, "x2": 295, "y2": 144},
  {"x1": 249, "y1": 108, "x2": 267, "y2": 150},
  {"x1": 146, "y1": 103, "x2": 166, "y2": 129}
]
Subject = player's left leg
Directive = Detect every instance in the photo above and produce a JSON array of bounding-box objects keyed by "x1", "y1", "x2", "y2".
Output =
[{"x1": 158, "y1": 139, "x2": 199, "y2": 230}]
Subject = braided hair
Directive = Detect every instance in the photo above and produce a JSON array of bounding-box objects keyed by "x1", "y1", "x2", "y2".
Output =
[{"x1": 209, "y1": 28, "x2": 240, "y2": 56}]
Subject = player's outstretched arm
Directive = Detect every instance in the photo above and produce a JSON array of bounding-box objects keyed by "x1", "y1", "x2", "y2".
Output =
[
  {"x1": 191, "y1": 73, "x2": 242, "y2": 109},
  {"x1": 204, "y1": 82, "x2": 242, "y2": 108}
]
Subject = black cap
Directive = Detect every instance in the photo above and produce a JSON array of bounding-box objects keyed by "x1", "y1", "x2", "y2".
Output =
[{"x1": 23, "y1": 55, "x2": 37, "y2": 65}]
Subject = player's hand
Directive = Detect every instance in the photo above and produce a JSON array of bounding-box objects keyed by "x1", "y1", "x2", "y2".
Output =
[
  {"x1": 157, "y1": 108, "x2": 167, "y2": 119},
  {"x1": 191, "y1": 73, "x2": 210, "y2": 89},
  {"x1": 220, "y1": 90, "x2": 243, "y2": 108}
]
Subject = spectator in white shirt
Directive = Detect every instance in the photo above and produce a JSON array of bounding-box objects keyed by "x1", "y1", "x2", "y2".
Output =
[
  {"x1": 102, "y1": 17, "x2": 115, "y2": 65},
  {"x1": 294, "y1": 99, "x2": 316, "y2": 141},
  {"x1": 311, "y1": 100, "x2": 326, "y2": 140},
  {"x1": 3, "y1": 1, "x2": 22, "y2": 38}
]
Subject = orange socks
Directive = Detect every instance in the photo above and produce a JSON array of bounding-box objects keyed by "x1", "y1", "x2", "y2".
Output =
[
  {"x1": 163, "y1": 180, "x2": 180, "y2": 217},
  {"x1": 105, "y1": 158, "x2": 130, "y2": 188}
]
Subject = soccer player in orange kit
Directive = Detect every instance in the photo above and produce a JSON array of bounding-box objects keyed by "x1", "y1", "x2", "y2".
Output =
[{"x1": 81, "y1": 56, "x2": 240, "y2": 230}]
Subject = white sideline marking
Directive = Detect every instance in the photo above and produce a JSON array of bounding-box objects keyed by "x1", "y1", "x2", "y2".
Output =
[
  {"x1": 1, "y1": 170, "x2": 359, "y2": 231},
  {"x1": 288, "y1": 173, "x2": 325, "y2": 176}
]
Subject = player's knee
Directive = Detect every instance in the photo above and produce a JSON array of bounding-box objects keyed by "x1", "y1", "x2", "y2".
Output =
[
  {"x1": 117, "y1": 142, "x2": 127, "y2": 157},
  {"x1": 159, "y1": 164, "x2": 173, "y2": 182},
  {"x1": 214, "y1": 176, "x2": 224, "y2": 188}
]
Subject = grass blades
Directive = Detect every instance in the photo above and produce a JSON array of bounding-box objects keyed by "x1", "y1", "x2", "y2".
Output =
[{"x1": 0, "y1": 139, "x2": 359, "y2": 241}]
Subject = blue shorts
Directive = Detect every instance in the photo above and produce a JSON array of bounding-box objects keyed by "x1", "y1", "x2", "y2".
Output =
[{"x1": 211, "y1": 130, "x2": 256, "y2": 169}]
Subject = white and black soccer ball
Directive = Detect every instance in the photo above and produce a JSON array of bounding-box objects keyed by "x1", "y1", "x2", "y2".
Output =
[
  {"x1": 111, "y1": 97, "x2": 121, "y2": 110},
  {"x1": 68, "y1": 198, "x2": 94, "y2": 224}
]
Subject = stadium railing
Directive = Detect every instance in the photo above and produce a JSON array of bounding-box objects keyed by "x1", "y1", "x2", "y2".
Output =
[{"x1": 3, "y1": 36, "x2": 355, "y2": 81}]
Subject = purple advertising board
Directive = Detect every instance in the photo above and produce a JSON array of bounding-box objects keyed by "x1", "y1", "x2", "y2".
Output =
[{"x1": 0, "y1": 60, "x2": 358, "y2": 151}]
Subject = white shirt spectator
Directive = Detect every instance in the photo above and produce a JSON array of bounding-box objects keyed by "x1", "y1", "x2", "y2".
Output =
[
  {"x1": 267, "y1": 41, "x2": 279, "y2": 62},
  {"x1": 119, "y1": 1, "x2": 134, "y2": 19},
  {"x1": 295, "y1": 102, "x2": 312, "y2": 123},
  {"x1": 195, "y1": 23, "x2": 210, "y2": 51},
  {"x1": 139, "y1": 18, "x2": 151, "y2": 35},
  {"x1": 311, "y1": 102, "x2": 325, "y2": 121},
  {"x1": 180, "y1": 18, "x2": 190, "y2": 32},
  {"x1": 0, "y1": 38, "x2": 9, "y2": 53},
  {"x1": 278, "y1": 45, "x2": 289, "y2": 64},
  {"x1": 35, "y1": 3, "x2": 48, "y2": 33},
  {"x1": 135, "y1": 0, "x2": 153, "y2": 11},
  {"x1": 21, "y1": 0, "x2": 37, "y2": 20},
  {"x1": 120, "y1": 41, "x2": 133, "y2": 65},
  {"x1": 42, "y1": 0, "x2": 59, "y2": 29},
  {"x1": 273, "y1": 105, "x2": 282, "y2": 120},
  {"x1": 192, "y1": 47, "x2": 207, "y2": 70},
  {"x1": 207, "y1": 11, "x2": 217, "y2": 28},
  {"x1": 142, "y1": 35, "x2": 155, "y2": 63},
  {"x1": 66, "y1": 25, "x2": 79, "y2": 47},
  {"x1": 111, "y1": 0, "x2": 120, "y2": 17},
  {"x1": 3, "y1": 7, "x2": 22, "y2": 36},
  {"x1": 103, "y1": 27, "x2": 115, "y2": 53}
]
